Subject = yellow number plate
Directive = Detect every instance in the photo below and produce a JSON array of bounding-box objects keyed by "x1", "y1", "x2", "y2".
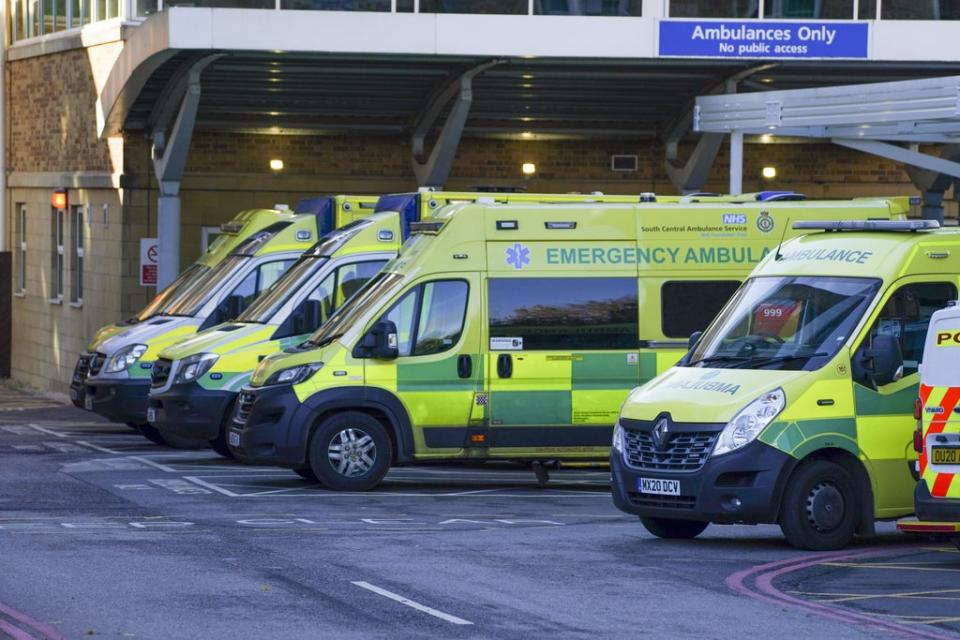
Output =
[{"x1": 931, "y1": 447, "x2": 959, "y2": 465}]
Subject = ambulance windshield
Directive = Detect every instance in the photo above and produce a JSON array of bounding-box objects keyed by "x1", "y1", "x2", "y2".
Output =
[
  {"x1": 688, "y1": 276, "x2": 881, "y2": 371},
  {"x1": 134, "y1": 263, "x2": 210, "y2": 321},
  {"x1": 306, "y1": 271, "x2": 405, "y2": 348}
]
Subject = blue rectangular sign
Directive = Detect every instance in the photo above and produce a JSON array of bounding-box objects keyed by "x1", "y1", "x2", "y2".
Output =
[{"x1": 659, "y1": 20, "x2": 868, "y2": 59}]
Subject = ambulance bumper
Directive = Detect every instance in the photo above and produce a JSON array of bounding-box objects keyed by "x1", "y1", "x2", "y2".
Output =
[
  {"x1": 914, "y1": 480, "x2": 960, "y2": 523},
  {"x1": 227, "y1": 384, "x2": 308, "y2": 467},
  {"x1": 610, "y1": 440, "x2": 795, "y2": 524},
  {"x1": 70, "y1": 353, "x2": 93, "y2": 408},
  {"x1": 148, "y1": 385, "x2": 236, "y2": 442},
  {"x1": 83, "y1": 378, "x2": 150, "y2": 424}
]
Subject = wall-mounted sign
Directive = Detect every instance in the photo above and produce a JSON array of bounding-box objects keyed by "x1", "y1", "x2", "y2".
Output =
[
  {"x1": 140, "y1": 238, "x2": 158, "y2": 287},
  {"x1": 659, "y1": 20, "x2": 868, "y2": 59}
]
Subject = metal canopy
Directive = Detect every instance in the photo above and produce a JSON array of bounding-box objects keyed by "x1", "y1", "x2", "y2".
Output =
[{"x1": 694, "y1": 75, "x2": 960, "y2": 143}]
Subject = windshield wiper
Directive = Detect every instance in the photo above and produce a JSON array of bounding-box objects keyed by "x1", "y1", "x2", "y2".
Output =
[
  {"x1": 688, "y1": 355, "x2": 751, "y2": 367},
  {"x1": 721, "y1": 352, "x2": 831, "y2": 369}
]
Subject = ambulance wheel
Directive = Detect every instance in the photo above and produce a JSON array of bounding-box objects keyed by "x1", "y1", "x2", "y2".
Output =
[
  {"x1": 308, "y1": 412, "x2": 391, "y2": 491},
  {"x1": 639, "y1": 517, "x2": 709, "y2": 539},
  {"x1": 779, "y1": 460, "x2": 858, "y2": 551},
  {"x1": 293, "y1": 467, "x2": 318, "y2": 482},
  {"x1": 209, "y1": 399, "x2": 237, "y2": 459}
]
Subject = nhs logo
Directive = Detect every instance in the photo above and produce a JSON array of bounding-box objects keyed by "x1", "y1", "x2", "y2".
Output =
[{"x1": 722, "y1": 214, "x2": 747, "y2": 225}]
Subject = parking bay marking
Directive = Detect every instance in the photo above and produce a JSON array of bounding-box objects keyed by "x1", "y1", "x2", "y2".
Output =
[{"x1": 351, "y1": 581, "x2": 473, "y2": 626}]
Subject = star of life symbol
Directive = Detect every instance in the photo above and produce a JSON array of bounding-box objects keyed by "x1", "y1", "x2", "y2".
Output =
[{"x1": 505, "y1": 243, "x2": 531, "y2": 270}]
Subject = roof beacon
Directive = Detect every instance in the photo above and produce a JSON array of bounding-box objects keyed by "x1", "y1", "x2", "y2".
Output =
[
  {"x1": 639, "y1": 192, "x2": 656, "y2": 203},
  {"x1": 793, "y1": 220, "x2": 940, "y2": 233}
]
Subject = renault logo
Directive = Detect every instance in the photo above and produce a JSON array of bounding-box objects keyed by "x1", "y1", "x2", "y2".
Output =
[{"x1": 653, "y1": 417, "x2": 670, "y2": 450}]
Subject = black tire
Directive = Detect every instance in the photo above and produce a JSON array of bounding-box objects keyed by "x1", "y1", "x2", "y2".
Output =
[
  {"x1": 639, "y1": 517, "x2": 709, "y2": 539},
  {"x1": 779, "y1": 459, "x2": 859, "y2": 551},
  {"x1": 209, "y1": 399, "x2": 237, "y2": 460},
  {"x1": 293, "y1": 467, "x2": 318, "y2": 482},
  {"x1": 308, "y1": 412, "x2": 391, "y2": 491},
  {"x1": 136, "y1": 423, "x2": 167, "y2": 445}
]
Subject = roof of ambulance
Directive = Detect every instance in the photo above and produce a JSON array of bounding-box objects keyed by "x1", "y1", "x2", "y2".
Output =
[{"x1": 754, "y1": 227, "x2": 960, "y2": 280}]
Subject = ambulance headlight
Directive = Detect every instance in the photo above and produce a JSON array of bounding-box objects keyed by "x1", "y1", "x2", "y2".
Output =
[
  {"x1": 104, "y1": 344, "x2": 148, "y2": 373},
  {"x1": 174, "y1": 353, "x2": 219, "y2": 384},
  {"x1": 712, "y1": 388, "x2": 785, "y2": 457},
  {"x1": 264, "y1": 363, "x2": 323, "y2": 386},
  {"x1": 612, "y1": 420, "x2": 625, "y2": 453}
]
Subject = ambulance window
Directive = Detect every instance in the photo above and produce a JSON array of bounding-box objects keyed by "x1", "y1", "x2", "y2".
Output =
[
  {"x1": 378, "y1": 279, "x2": 468, "y2": 357},
  {"x1": 488, "y1": 277, "x2": 638, "y2": 350},
  {"x1": 230, "y1": 259, "x2": 296, "y2": 309},
  {"x1": 661, "y1": 281, "x2": 740, "y2": 338},
  {"x1": 413, "y1": 281, "x2": 469, "y2": 356},
  {"x1": 863, "y1": 282, "x2": 957, "y2": 377}
]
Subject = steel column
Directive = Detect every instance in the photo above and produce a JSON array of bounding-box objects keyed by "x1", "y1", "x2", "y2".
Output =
[{"x1": 729, "y1": 130, "x2": 744, "y2": 195}]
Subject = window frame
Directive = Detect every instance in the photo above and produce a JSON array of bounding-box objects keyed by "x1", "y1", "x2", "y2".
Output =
[
  {"x1": 70, "y1": 204, "x2": 84, "y2": 306},
  {"x1": 370, "y1": 278, "x2": 470, "y2": 358},
  {"x1": 15, "y1": 203, "x2": 26, "y2": 296},
  {"x1": 50, "y1": 207, "x2": 65, "y2": 303}
]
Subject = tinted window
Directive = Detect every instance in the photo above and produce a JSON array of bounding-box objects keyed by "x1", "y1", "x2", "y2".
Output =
[
  {"x1": 863, "y1": 282, "x2": 957, "y2": 377},
  {"x1": 413, "y1": 281, "x2": 469, "y2": 356},
  {"x1": 279, "y1": 261, "x2": 386, "y2": 337},
  {"x1": 375, "y1": 280, "x2": 469, "y2": 357},
  {"x1": 662, "y1": 281, "x2": 741, "y2": 339},
  {"x1": 488, "y1": 278, "x2": 638, "y2": 350}
]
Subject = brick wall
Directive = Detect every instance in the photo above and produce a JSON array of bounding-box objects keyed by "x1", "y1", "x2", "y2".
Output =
[{"x1": 8, "y1": 43, "x2": 123, "y2": 174}]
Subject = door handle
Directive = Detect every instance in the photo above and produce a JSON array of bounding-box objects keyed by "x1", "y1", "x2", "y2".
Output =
[
  {"x1": 497, "y1": 353, "x2": 513, "y2": 378},
  {"x1": 457, "y1": 354, "x2": 472, "y2": 379}
]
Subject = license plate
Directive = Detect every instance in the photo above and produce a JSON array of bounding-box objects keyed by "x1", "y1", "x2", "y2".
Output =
[
  {"x1": 70, "y1": 389, "x2": 77, "y2": 401},
  {"x1": 228, "y1": 431, "x2": 241, "y2": 447},
  {"x1": 146, "y1": 408, "x2": 156, "y2": 424},
  {"x1": 932, "y1": 447, "x2": 960, "y2": 465},
  {"x1": 84, "y1": 396, "x2": 93, "y2": 411},
  {"x1": 638, "y1": 477, "x2": 680, "y2": 496}
]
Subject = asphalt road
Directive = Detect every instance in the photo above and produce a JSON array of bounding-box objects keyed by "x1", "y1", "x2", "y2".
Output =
[{"x1": 0, "y1": 386, "x2": 957, "y2": 640}]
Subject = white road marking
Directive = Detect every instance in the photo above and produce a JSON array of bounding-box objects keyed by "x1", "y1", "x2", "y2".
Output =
[
  {"x1": 76, "y1": 440, "x2": 122, "y2": 454},
  {"x1": 351, "y1": 581, "x2": 473, "y2": 626},
  {"x1": 182, "y1": 476, "x2": 241, "y2": 497},
  {"x1": 129, "y1": 456, "x2": 178, "y2": 472},
  {"x1": 27, "y1": 424, "x2": 68, "y2": 438}
]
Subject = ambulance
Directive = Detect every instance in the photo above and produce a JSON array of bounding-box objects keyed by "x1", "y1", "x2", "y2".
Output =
[
  {"x1": 70, "y1": 207, "x2": 305, "y2": 409},
  {"x1": 611, "y1": 219, "x2": 960, "y2": 550},
  {"x1": 897, "y1": 304, "x2": 960, "y2": 549},
  {"x1": 226, "y1": 197, "x2": 906, "y2": 491},
  {"x1": 83, "y1": 196, "x2": 377, "y2": 445},
  {"x1": 145, "y1": 192, "x2": 674, "y2": 454}
]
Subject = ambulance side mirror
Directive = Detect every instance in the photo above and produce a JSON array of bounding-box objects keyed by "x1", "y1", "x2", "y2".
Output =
[
  {"x1": 855, "y1": 334, "x2": 904, "y2": 387},
  {"x1": 354, "y1": 320, "x2": 399, "y2": 360},
  {"x1": 688, "y1": 331, "x2": 703, "y2": 352}
]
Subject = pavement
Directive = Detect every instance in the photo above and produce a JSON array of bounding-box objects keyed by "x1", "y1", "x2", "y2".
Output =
[{"x1": 0, "y1": 383, "x2": 958, "y2": 640}]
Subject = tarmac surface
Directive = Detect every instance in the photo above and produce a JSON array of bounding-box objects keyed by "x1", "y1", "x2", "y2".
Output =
[{"x1": 0, "y1": 384, "x2": 957, "y2": 640}]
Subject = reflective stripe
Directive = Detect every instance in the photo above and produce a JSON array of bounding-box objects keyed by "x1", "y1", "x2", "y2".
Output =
[
  {"x1": 931, "y1": 472, "x2": 955, "y2": 498},
  {"x1": 920, "y1": 386, "x2": 960, "y2": 477}
]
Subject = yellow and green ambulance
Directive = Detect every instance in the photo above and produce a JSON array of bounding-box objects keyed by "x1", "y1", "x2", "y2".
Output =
[
  {"x1": 147, "y1": 214, "x2": 399, "y2": 453},
  {"x1": 70, "y1": 206, "x2": 305, "y2": 409},
  {"x1": 611, "y1": 219, "x2": 960, "y2": 550},
  {"x1": 897, "y1": 304, "x2": 960, "y2": 549},
  {"x1": 145, "y1": 191, "x2": 680, "y2": 454},
  {"x1": 227, "y1": 197, "x2": 906, "y2": 491},
  {"x1": 83, "y1": 196, "x2": 377, "y2": 443}
]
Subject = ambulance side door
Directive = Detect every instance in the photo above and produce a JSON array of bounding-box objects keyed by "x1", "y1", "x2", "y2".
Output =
[
  {"x1": 485, "y1": 275, "x2": 641, "y2": 455},
  {"x1": 852, "y1": 278, "x2": 958, "y2": 516},
  {"x1": 361, "y1": 274, "x2": 483, "y2": 456}
]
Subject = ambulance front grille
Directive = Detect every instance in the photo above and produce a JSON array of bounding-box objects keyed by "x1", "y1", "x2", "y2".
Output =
[
  {"x1": 623, "y1": 428, "x2": 718, "y2": 472},
  {"x1": 151, "y1": 358, "x2": 173, "y2": 388},
  {"x1": 627, "y1": 493, "x2": 697, "y2": 510}
]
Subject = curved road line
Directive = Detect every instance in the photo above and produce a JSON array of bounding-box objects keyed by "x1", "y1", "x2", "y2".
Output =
[
  {"x1": 727, "y1": 545, "x2": 959, "y2": 640},
  {"x1": 0, "y1": 601, "x2": 68, "y2": 640}
]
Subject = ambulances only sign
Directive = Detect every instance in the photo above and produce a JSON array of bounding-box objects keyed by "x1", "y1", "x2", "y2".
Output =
[{"x1": 658, "y1": 21, "x2": 869, "y2": 59}]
